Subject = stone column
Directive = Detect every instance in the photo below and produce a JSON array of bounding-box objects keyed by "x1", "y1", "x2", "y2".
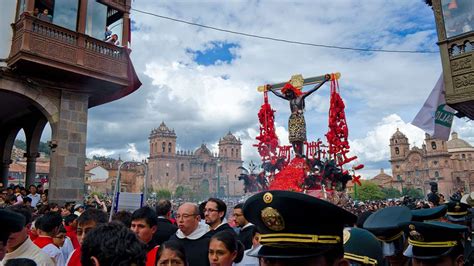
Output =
[
  {"x1": 24, "y1": 152, "x2": 39, "y2": 187},
  {"x1": 1, "y1": 160, "x2": 12, "y2": 188},
  {"x1": 48, "y1": 92, "x2": 88, "y2": 204}
]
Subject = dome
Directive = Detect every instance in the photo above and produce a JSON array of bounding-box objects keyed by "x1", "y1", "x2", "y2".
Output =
[
  {"x1": 195, "y1": 144, "x2": 212, "y2": 156},
  {"x1": 391, "y1": 128, "x2": 408, "y2": 140},
  {"x1": 447, "y1": 132, "x2": 473, "y2": 150},
  {"x1": 222, "y1": 131, "x2": 238, "y2": 142},
  {"x1": 219, "y1": 131, "x2": 241, "y2": 144}
]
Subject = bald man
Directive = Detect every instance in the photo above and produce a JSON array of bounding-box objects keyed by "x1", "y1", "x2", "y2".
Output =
[{"x1": 169, "y1": 203, "x2": 210, "y2": 266}]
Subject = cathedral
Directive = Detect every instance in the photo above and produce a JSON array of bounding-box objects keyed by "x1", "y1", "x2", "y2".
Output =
[
  {"x1": 148, "y1": 122, "x2": 244, "y2": 197},
  {"x1": 384, "y1": 129, "x2": 474, "y2": 197}
]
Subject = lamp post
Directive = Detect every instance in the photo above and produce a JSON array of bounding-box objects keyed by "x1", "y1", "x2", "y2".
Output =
[
  {"x1": 216, "y1": 158, "x2": 221, "y2": 198},
  {"x1": 142, "y1": 161, "x2": 149, "y2": 203}
]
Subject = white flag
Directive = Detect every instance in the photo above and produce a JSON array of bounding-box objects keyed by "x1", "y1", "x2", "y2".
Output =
[{"x1": 411, "y1": 74, "x2": 455, "y2": 140}]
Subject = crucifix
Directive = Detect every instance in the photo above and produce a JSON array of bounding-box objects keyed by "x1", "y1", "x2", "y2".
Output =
[{"x1": 258, "y1": 73, "x2": 340, "y2": 157}]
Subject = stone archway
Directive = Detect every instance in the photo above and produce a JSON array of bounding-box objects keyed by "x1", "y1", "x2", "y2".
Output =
[{"x1": 0, "y1": 73, "x2": 89, "y2": 203}]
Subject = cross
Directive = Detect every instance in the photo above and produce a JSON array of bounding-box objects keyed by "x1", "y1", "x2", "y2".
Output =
[{"x1": 257, "y1": 73, "x2": 341, "y2": 92}]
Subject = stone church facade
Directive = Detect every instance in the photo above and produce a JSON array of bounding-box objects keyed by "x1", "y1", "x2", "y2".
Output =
[
  {"x1": 387, "y1": 129, "x2": 474, "y2": 197},
  {"x1": 148, "y1": 122, "x2": 244, "y2": 197}
]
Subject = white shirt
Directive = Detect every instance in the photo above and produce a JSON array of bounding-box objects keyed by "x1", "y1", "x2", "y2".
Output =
[
  {"x1": 41, "y1": 243, "x2": 65, "y2": 266},
  {"x1": 235, "y1": 248, "x2": 259, "y2": 266},
  {"x1": 60, "y1": 237, "x2": 74, "y2": 264},
  {"x1": 1, "y1": 237, "x2": 54, "y2": 266},
  {"x1": 27, "y1": 193, "x2": 41, "y2": 207}
]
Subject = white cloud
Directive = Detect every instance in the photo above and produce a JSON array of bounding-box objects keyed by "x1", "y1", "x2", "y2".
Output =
[
  {"x1": 350, "y1": 114, "x2": 425, "y2": 163},
  {"x1": 83, "y1": 1, "x2": 474, "y2": 183}
]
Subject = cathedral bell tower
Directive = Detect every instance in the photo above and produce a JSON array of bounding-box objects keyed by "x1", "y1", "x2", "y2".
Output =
[
  {"x1": 389, "y1": 128, "x2": 410, "y2": 161},
  {"x1": 149, "y1": 122, "x2": 177, "y2": 158}
]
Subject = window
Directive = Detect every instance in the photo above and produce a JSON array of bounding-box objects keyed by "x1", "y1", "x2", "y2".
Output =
[
  {"x1": 162, "y1": 142, "x2": 166, "y2": 153},
  {"x1": 431, "y1": 141, "x2": 437, "y2": 150},
  {"x1": 53, "y1": 1, "x2": 79, "y2": 31},
  {"x1": 236, "y1": 149, "x2": 239, "y2": 157},
  {"x1": 442, "y1": 1, "x2": 474, "y2": 39},
  {"x1": 86, "y1": 0, "x2": 107, "y2": 39},
  {"x1": 433, "y1": 160, "x2": 438, "y2": 166},
  {"x1": 203, "y1": 163, "x2": 207, "y2": 172},
  {"x1": 168, "y1": 143, "x2": 172, "y2": 153},
  {"x1": 395, "y1": 140, "x2": 398, "y2": 144},
  {"x1": 231, "y1": 148, "x2": 234, "y2": 157},
  {"x1": 181, "y1": 164, "x2": 184, "y2": 171},
  {"x1": 166, "y1": 172, "x2": 169, "y2": 177},
  {"x1": 434, "y1": 171, "x2": 439, "y2": 178},
  {"x1": 462, "y1": 154, "x2": 466, "y2": 159},
  {"x1": 395, "y1": 147, "x2": 400, "y2": 155},
  {"x1": 16, "y1": 0, "x2": 26, "y2": 21}
]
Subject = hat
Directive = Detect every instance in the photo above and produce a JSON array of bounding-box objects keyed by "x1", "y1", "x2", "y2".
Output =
[
  {"x1": 0, "y1": 209, "x2": 26, "y2": 243},
  {"x1": 363, "y1": 206, "x2": 412, "y2": 243},
  {"x1": 343, "y1": 227, "x2": 383, "y2": 265},
  {"x1": 401, "y1": 221, "x2": 467, "y2": 259},
  {"x1": 460, "y1": 192, "x2": 474, "y2": 207},
  {"x1": 445, "y1": 201, "x2": 470, "y2": 222},
  {"x1": 74, "y1": 203, "x2": 84, "y2": 210},
  {"x1": 243, "y1": 190, "x2": 356, "y2": 258},
  {"x1": 411, "y1": 205, "x2": 447, "y2": 222}
]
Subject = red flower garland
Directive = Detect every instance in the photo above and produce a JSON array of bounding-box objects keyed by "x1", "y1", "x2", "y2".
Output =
[
  {"x1": 254, "y1": 91, "x2": 279, "y2": 161},
  {"x1": 326, "y1": 76, "x2": 357, "y2": 167}
]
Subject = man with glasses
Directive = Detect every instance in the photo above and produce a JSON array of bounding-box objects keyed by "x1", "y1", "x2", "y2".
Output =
[
  {"x1": 169, "y1": 202, "x2": 210, "y2": 266},
  {"x1": 233, "y1": 203, "x2": 255, "y2": 250},
  {"x1": 204, "y1": 198, "x2": 235, "y2": 237}
]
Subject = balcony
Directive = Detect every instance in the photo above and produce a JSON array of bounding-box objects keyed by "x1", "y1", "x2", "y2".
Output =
[{"x1": 7, "y1": 13, "x2": 138, "y2": 107}]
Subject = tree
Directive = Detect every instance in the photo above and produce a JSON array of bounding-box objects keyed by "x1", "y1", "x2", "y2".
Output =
[
  {"x1": 353, "y1": 181, "x2": 385, "y2": 201},
  {"x1": 402, "y1": 187, "x2": 424, "y2": 199},
  {"x1": 155, "y1": 189, "x2": 172, "y2": 200},
  {"x1": 382, "y1": 187, "x2": 402, "y2": 199},
  {"x1": 174, "y1": 186, "x2": 195, "y2": 200}
]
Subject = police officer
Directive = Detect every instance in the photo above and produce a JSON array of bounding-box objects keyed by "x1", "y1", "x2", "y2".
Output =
[
  {"x1": 243, "y1": 190, "x2": 356, "y2": 266},
  {"x1": 401, "y1": 221, "x2": 467, "y2": 266}
]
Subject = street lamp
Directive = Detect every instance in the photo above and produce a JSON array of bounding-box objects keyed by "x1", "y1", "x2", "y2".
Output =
[{"x1": 216, "y1": 158, "x2": 221, "y2": 198}]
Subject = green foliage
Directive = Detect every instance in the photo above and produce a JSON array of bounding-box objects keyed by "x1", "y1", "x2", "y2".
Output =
[
  {"x1": 352, "y1": 181, "x2": 385, "y2": 201},
  {"x1": 92, "y1": 155, "x2": 116, "y2": 162},
  {"x1": 381, "y1": 187, "x2": 402, "y2": 199},
  {"x1": 175, "y1": 186, "x2": 195, "y2": 200},
  {"x1": 14, "y1": 139, "x2": 27, "y2": 150},
  {"x1": 155, "y1": 189, "x2": 172, "y2": 200},
  {"x1": 402, "y1": 187, "x2": 424, "y2": 199},
  {"x1": 14, "y1": 139, "x2": 51, "y2": 156}
]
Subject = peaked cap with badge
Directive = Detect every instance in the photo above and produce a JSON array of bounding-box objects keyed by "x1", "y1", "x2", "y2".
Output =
[
  {"x1": 411, "y1": 205, "x2": 447, "y2": 222},
  {"x1": 243, "y1": 190, "x2": 357, "y2": 258},
  {"x1": 363, "y1": 206, "x2": 412, "y2": 243},
  {"x1": 363, "y1": 206, "x2": 412, "y2": 257},
  {"x1": 446, "y1": 201, "x2": 470, "y2": 222},
  {"x1": 343, "y1": 227, "x2": 383, "y2": 265},
  {"x1": 401, "y1": 221, "x2": 468, "y2": 259}
]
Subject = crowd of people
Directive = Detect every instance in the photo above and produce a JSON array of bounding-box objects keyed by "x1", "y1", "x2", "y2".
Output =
[{"x1": 1, "y1": 183, "x2": 474, "y2": 266}]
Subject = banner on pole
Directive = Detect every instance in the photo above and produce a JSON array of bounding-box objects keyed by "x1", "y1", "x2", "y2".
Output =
[{"x1": 412, "y1": 74, "x2": 455, "y2": 140}]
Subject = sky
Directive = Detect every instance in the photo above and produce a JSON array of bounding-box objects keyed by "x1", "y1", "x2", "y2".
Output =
[{"x1": 40, "y1": 0, "x2": 474, "y2": 179}]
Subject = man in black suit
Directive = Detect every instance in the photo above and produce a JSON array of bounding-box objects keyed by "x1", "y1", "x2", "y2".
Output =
[
  {"x1": 153, "y1": 199, "x2": 177, "y2": 245},
  {"x1": 233, "y1": 203, "x2": 255, "y2": 250}
]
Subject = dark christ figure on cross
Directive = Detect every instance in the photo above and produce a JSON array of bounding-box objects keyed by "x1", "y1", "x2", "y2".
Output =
[{"x1": 268, "y1": 74, "x2": 330, "y2": 157}]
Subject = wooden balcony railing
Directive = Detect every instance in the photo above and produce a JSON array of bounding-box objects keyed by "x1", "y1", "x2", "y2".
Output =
[{"x1": 8, "y1": 13, "x2": 129, "y2": 84}]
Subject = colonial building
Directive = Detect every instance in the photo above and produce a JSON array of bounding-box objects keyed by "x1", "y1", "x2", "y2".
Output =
[
  {"x1": 148, "y1": 122, "x2": 244, "y2": 197},
  {"x1": 387, "y1": 129, "x2": 474, "y2": 196}
]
